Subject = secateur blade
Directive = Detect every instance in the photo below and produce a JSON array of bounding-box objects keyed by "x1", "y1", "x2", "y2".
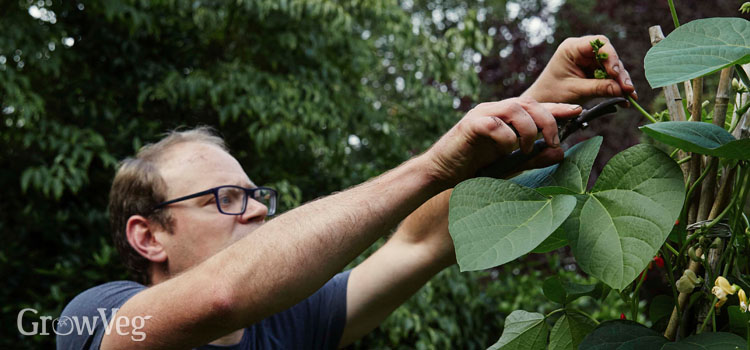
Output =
[{"x1": 477, "y1": 97, "x2": 627, "y2": 179}]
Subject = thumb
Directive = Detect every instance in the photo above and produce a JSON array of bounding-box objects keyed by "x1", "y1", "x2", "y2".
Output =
[{"x1": 575, "y1": 78, "x2": 623, "y2": 99}]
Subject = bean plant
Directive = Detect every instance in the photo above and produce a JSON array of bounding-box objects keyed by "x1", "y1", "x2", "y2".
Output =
[{"x1": 448, "y1": 6, "x2": 750, "y2": 349}]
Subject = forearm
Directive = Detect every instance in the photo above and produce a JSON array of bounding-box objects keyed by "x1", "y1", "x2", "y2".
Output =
[
  {"x1": 341, "y1": 236, "x2": 452, "y2": 347},
  {"x1": 339, "y1": 189, "x2": 456, "y2": 346},
  {"x1": 220, "y1": 154, "x2": 445, "y2": 318},
  {"x1": 103, "y1": 155, "x2": 444, "y2": 349}
]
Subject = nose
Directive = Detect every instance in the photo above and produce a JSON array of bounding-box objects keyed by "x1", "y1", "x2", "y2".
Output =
[{"x1": 239, "y1": 199, "x2": 268, "y2": 224}]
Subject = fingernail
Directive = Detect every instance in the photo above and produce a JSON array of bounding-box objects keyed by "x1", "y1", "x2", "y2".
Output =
[
  {"x1": 632, "y1": 90, "x2": 639, "y2": 100},
  {"x1": 553, "y1": 134, "x2": 560, "y2": 147},
  {"x1": 570, "y1": 104, "x2": 582, "y2": 111},
  {"x1": 613, "y1": 64, "x2": 620, "y2": 74},
  {"x1": 625, "y1": 78, "x2": 633, "y2": 87},
  {"x1": 607, "y1": 85, "x2": 615, "y2": 96}
]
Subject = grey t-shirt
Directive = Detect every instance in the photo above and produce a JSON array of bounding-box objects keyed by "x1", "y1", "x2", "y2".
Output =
[{"x1": 56, "y1": 270, "x2": 350, "y2": 350}]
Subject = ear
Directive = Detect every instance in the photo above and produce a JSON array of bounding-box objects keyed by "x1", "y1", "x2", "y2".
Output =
[{"x1": 126, "y1": 215, "x2": 168, "y2": 263}]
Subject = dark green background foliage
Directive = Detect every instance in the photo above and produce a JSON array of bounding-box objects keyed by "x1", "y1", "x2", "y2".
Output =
[{"x1": 0, "y1": 0, "x2": 742, "y2": 348}]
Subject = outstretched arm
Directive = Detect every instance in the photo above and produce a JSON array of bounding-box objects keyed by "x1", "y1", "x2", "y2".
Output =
[
  {"x1": 338, "y1": 98, "x2": 580, "y2": 346},
  {"x1": 101, "y1": 98, "x2": 578, "y2": 349},
  {"x1": 339, "y1": 35, "x2": 638, "y2": 347}
]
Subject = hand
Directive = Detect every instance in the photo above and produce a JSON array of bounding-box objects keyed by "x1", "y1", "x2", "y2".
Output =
[
  {"x1": 523, "y1": 35, "x2": 637, "y2": 104},
  {"x1": 425, "y1": 97, "x2": 581, "y2": 186}
]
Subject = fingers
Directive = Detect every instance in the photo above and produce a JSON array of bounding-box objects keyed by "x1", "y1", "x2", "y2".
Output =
[
  {"x1": 569, "y1": 35, "x2": 637, "y2": 100},
  {"x1": 517, "y1": 98, "x2": 560, "y2": 149},
  {"x1": 473, "y1": 101, "x2": 538, "y2": 154},
  {"x1": 470, "y1": 99, "x2": 580, "y2": 154},
  {"x1": 609, "y1": 59, "x2": 637, "y2": 100},
  {"x1": 573, "y1": 77, "x2": 624, "y2": 99}
]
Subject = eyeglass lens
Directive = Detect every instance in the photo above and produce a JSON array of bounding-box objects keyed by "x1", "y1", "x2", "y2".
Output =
[{"x1": 217, "y1": 187, "x2": 275, "y2": 215}]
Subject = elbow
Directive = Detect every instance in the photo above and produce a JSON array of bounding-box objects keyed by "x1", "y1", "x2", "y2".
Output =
[{"x1": 206, "y1": 281, "x2": 238, "y2": 323}]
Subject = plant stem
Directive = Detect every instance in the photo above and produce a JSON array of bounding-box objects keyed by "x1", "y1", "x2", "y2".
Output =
[
  {"x1": 664, "y1": 242, "x2": 679, "y2": 256},
  {"x1": 676, "y1": 156, "x2": 691, "y2": 165},
  {"x1": 661, "y1": 245, "x2": 682, "y2": 324},
  {"x1": 686, "y1": 162, "x2": 714, "y2": 205},
  {"x1": 570, "y1": 308, "x2": 600, "y2": 325},
  {"x1": 632, "y1": 269, "x2": 647, "y2": 322},
  {"x1": 698, "y1": 297, "x2": 719, "y2": 333},
  {"x1": 545, "y1": 308, "x2": 565, "y2": 319},
  {"x1": 708, "y1": 166, "x2": 738, "y2": 219},
  {"x1": 628, "y1": 96, "x2": 658, "y2": 123},
  {"x1": 688, "y1": 77, "x2": 704, "y2": 224},
  {"x1": 667, "y1": 0, "x2": 680, "y2": 28},
  {"x1": 705, "y1": 196, "x2": 737, "y2": 232},
  {"x1": 670, "y1": 148, "x2": 680, "y2": 159}
]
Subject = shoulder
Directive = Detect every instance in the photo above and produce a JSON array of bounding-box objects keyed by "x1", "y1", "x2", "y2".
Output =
[
  {"x1": 56, "y1": 281, "x2": 146, "y2": 350},
  {"x1": 62, "y1": 281, "x2": 146, "y2": 317}
]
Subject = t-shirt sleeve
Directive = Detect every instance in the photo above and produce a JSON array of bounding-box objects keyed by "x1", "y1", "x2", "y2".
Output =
[
  {"x1": 258, "y1": 270, "x2": 350, "y2": 350},
  {"x1": 56, "y1": 281, "x2": 146, "y2": 350}
]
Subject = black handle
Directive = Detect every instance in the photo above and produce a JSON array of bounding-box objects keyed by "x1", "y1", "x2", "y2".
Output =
[{"x1": 476, "y1": 139, "x2": 548, "y2": 178}]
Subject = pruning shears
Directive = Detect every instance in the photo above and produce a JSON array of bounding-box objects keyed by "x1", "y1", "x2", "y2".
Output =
[{"x1": 477, "y1": 97, "x2": 627, "y2": 178}]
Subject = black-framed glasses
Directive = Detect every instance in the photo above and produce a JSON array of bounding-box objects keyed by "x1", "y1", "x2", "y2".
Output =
[{"x1": 154, "y1": 185, "x2": 277, "y2": 216}]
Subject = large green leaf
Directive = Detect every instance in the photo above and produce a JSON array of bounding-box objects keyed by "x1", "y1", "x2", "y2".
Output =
[
  {"x1": 645, "y1": 17, "x2": 750, "y2": 88},
  {"x1": 661, "y1": 332, "x2": 747, "y2": 350},
  {"x1": 488, "y1": 310, "x2": 548, "y2": 350},
  {"x1": 728, "y1": 305, "x2": 750, "y2": 337},
  {"x1": 549, "y1": 312, "x2": 596, "y2": 350},
  {"x1": 579, "y1": 320, "x2": 667, "y2": 350},
  {"x1": 542, "y1": 276, "x2": 599, "y2": 304},
  {"x1": 449, "y1": 178, "x2": 576, "y2": 271},
  {"x1": 568, "y1": 144, "x2": 685, "y2": 290},
  {"x1": 616, "y1": 336, "x2": 670, "y2": 350},
  {"x1": 641, "y1": 121, "x2": 750, "y2": 160},
  {"x1": 511, "y1": 136, "x2": 603, "y2": 193},
  {"x1": 512, "y1": 137, "x2": 603, "y2": 253}
]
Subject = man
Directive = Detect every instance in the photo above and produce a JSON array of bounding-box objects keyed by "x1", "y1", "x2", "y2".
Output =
[{"x1": 57, "y1": 35, "x2": 635, "y2": 349}]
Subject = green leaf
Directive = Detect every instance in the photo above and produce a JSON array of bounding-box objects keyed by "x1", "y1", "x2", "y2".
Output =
[
  {"x1": 549, "y1": 312, "x2": 596, "y2": 350},
  {"x1": 449, "y1": 178, "x2": 576, "y2": 271},
  {"x1": 531, "y1": 227, "x2": 568, "y2": 253},
  {"x1": 645, "y1": 17, "x2": 750, "y2": 88},
  {"x1": 648, "y1": 295, "x2": 674, "y2": 324},
  {"x1": 568, "y1": 144, "x2": 685, "y2": 290},
  {"x1": 488, "y1": 310, "x2": 548, "y2": 350},
  {"x1": 560, "y1": 281, "x2": 598, "y2": 303},
  {"x1": 728, "y1": 305, "x2": 750, "y2": 337},
  {"x1": 661, "y1": 332, "x2": 748, "y2": 350},
  {"x1": 543, "y1": 277, "x2": 567, "y2": 304},
  {"x1": 615, "y1": 336, "x2": 669, "y2": 350},
  {"x1": 543, "y1": 277, "x2": 600, "y2": 304},
  {"x1": 641, "y1": 121, "x2": 750, "y2": 160},
  {"x1": 511, "y1": 137, "x2": 603, "y2": 193},
  {"x1": 579, "y1": 320, "x2": 666, "y2": 350}
]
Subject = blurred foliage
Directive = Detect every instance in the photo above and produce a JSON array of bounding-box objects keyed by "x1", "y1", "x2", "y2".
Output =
[
  {"x1": 1, "y1": 0, "x2": 485, "y2": 347},
  {"x1": 1, "y1": 0, "x2": 743, "y2": 348}
]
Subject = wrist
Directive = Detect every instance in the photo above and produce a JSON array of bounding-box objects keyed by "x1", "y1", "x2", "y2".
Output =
[{"x1": 411, "y1": 151, "x2": 455, "y2": 194}]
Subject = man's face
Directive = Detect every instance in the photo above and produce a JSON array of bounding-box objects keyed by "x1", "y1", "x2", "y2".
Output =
[{"x1": 154, "y1": 141, "x2": 268, "y2": 276}]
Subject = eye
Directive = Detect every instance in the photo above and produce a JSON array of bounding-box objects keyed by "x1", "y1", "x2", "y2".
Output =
[{"x1": 219, "y1": 194, "x2": 234, "y2": 205}]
